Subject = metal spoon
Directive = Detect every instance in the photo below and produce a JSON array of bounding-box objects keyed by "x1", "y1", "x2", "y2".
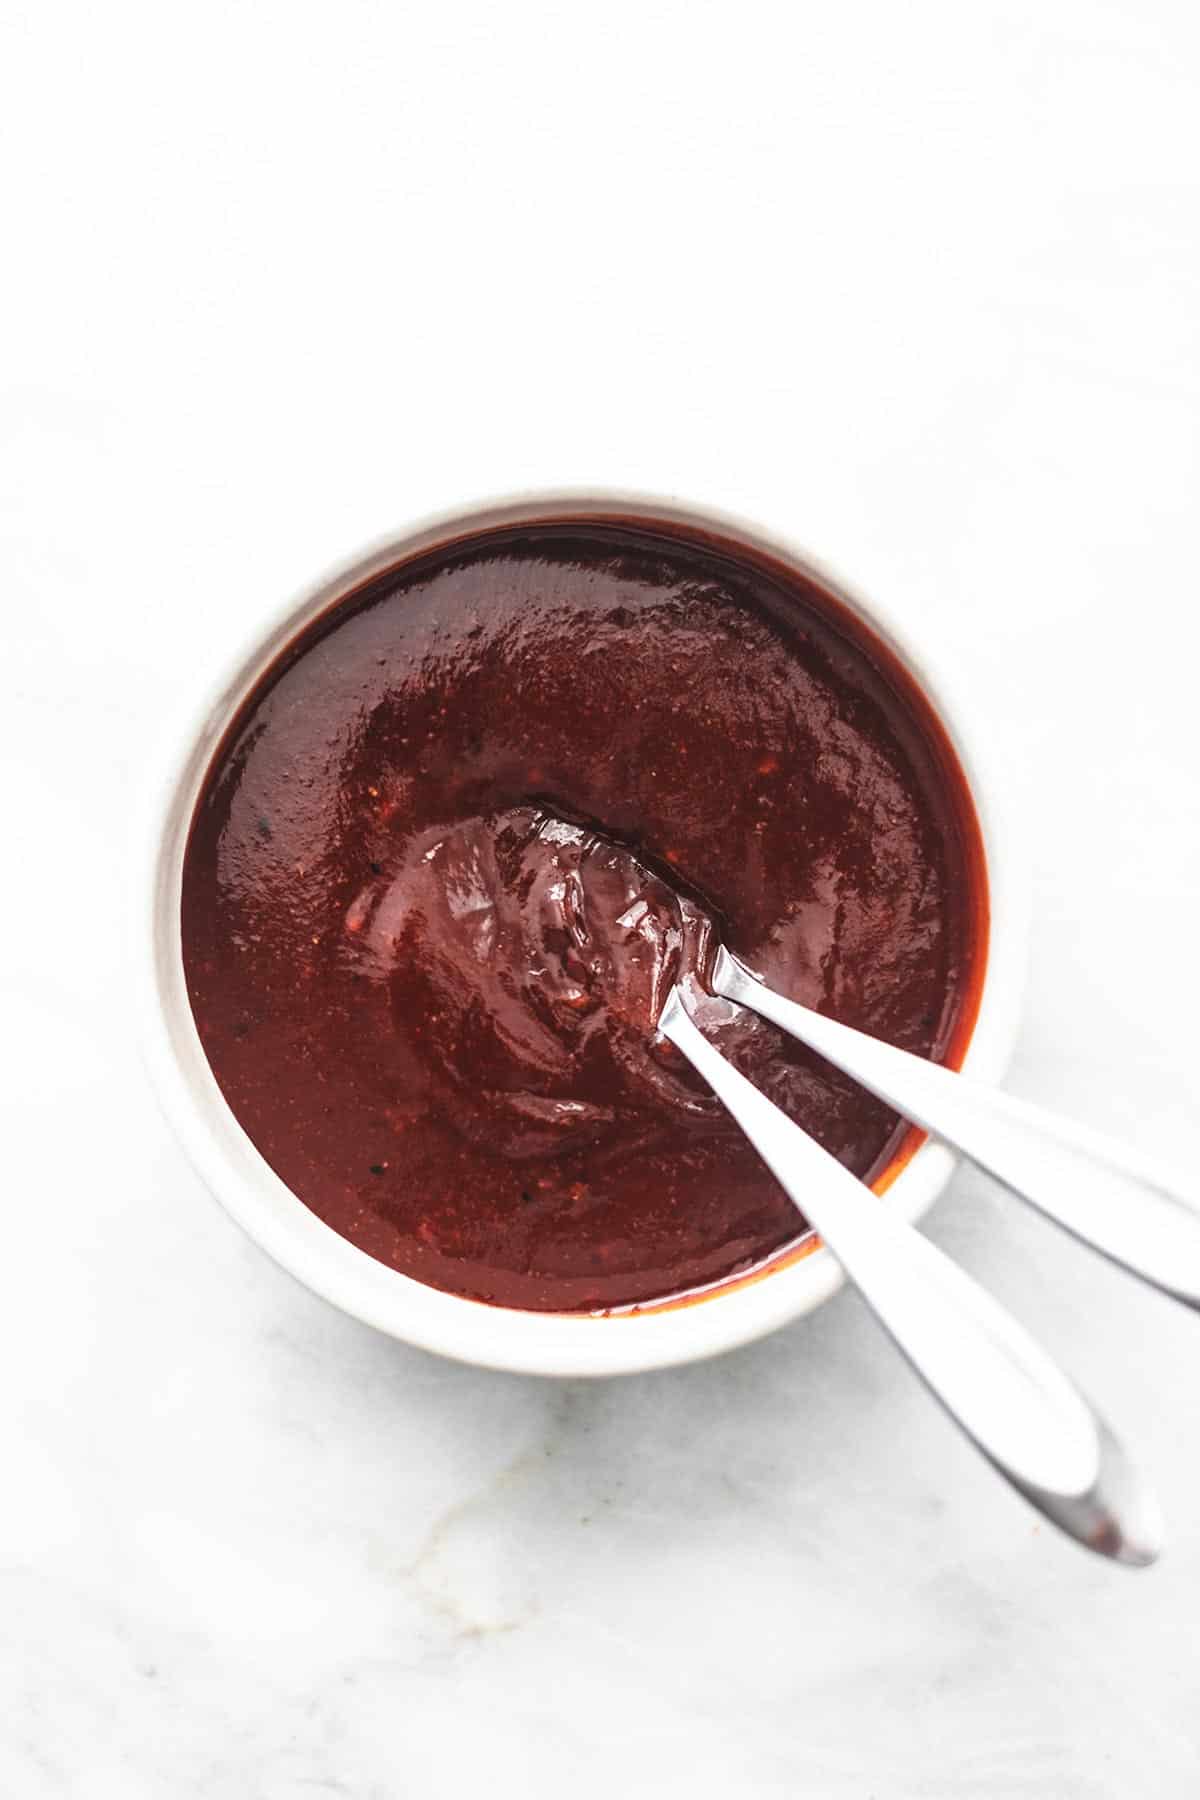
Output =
[
  {"x1": 658, "y1": 985, "x2": 1163, "y2": 1565},
  {"x1": 713, "y1": 948, "x2": 1200, "y2": 1309}
]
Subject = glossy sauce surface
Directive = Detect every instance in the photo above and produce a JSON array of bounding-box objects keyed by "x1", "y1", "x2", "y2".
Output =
[{"x1": 182, "y1": 520, "x2": 985, "y2": 1311}]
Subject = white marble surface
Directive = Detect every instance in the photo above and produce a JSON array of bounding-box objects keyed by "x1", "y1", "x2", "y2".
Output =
[{"x1": 4, "y1": 2, "x2": 1200, "y2": 1793}]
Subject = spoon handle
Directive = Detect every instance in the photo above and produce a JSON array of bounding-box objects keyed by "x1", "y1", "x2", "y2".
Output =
[
  {"x1": 658, "y1": 988, "x2": 1161, "y2": 1564},
  {"x1": 714, "y1": 948, "x2": 1200, "y2": 1310}
]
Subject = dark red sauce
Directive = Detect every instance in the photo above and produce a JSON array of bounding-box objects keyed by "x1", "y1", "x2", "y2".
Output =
[{"x1": 182, "y1": 518, "x2": 986, "y2": 1312}]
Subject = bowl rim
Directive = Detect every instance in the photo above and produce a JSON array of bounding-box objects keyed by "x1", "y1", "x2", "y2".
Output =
[{"x1": 134, "y1": 487, "x2": 1028, "y2": 1376}]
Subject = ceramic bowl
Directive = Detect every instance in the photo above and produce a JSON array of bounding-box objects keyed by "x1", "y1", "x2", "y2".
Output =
[{"x1": 137, "y1": 491, "x2": 1026, "y2": 1375}]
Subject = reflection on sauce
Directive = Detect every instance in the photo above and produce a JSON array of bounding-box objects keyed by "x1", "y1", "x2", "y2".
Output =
[
  {"x1": 358, "y1": 806, "x2": 720, "y2": 1161},
  {"x1": 182, "y1": 519, "x2": 986, "y2": 1311}
]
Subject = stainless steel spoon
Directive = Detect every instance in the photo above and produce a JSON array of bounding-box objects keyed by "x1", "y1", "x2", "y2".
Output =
[
  {"x1": 714, "y1": 947, "x2": 1200, "y2": 1309},
  {"x1": 658, "y1": 985, "x2": 1163, "y2": 1565}
]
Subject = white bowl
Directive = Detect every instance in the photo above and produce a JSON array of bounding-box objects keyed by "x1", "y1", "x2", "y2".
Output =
[{"x1": 137, "y1": 490, "x2": 1027, "y2": 1376}]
